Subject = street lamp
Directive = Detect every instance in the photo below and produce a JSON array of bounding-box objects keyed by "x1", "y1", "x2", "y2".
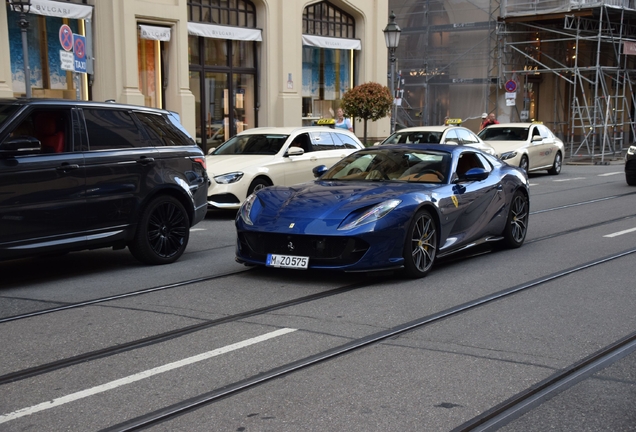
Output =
[
  {"x1": 383, "y1": 11, "x2": 401, "y2": 134},
  {"x1": 10, "y1": 0, "x2": 32, "y2": 98}
]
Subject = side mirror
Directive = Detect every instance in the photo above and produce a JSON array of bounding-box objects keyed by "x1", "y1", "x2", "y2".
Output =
[
  {"x1": 0, "y1": 136, "x2": 41, "y2": 154},
  {"x1": 373, "y1": 142, "x2": 381, "y2": 146},
  {"x1": 286, "y1": 146, "x2": 304, "y2": 157},
  {"x1": 461, "y1": 167, "x2": 489, "y2": 182},
  {"x1": 312, "y1": 165, "x2": 328, "y2": 178},
  {"x1": 207, "y1": 147, "x2": 216, "y2": 155},
  {"x1": 531, "y1": 135, "x2": 542, "y2": 142}
]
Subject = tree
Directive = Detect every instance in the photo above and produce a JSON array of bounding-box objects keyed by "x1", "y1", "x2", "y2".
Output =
[{"x1": 340, "y1": 82, "x2": 392, "y2": 145}]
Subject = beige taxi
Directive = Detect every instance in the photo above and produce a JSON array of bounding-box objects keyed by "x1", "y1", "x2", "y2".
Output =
[{"x1": 478, "y1": 122, "x2": 564, "y2": 175}]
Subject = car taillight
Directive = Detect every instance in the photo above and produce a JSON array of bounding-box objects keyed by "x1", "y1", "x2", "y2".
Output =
[{"x1": 191, "y1": 156, "x2": 206, "y2": 170}]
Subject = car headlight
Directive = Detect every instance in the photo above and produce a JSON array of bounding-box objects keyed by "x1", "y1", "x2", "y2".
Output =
[
  {"x1": 214, "y1": 172, "x2": 243, "y2": 184},
  {"x1": 239, "y1": 193, "x2": 257, "y2": 225},
  {"x1": 628, "y1": 146, "x2": 636, "y2": 155},
  {"x1": 338, "y1": 199, "x2": 401, "y2": 231},
  {"x1": 500, "y1": 151, "x2": 517, "y2": 161}
]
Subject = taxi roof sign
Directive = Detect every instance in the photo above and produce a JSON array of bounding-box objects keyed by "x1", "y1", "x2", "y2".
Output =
[
  {"x1": 445, "y1": 118, "x2": 462, "y2": 125},
  {"x1": 314, "y1": 118, "x2": 335, "y2": 128}
]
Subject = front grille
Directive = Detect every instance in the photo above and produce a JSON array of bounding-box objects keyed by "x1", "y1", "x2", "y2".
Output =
[
  {"x1": 208, "y1": 193, "x2": 240, "y2": 204},
  {"x1": 239, "y1": 232, "x2": 369, "y2": 266}
]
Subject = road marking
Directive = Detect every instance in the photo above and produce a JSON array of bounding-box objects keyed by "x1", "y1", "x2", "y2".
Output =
[
  {"x1": 0, "y1": 328, "x2": 297, "y2": 424},
  {"x1": 604, "y1": 227, "x2": 636, "y2": 238},
  {"x1": 598, "y1": 172, "x2": 623, "y2": 177},
  {"x1": 190, "y1": 228, "x2": 206, "y2": 232},
  {"x1": 528, "y1": 183, "x2": 538, "y2": 187},
  {"x1": 553, "y1": 177, "x2": 586, "y2": 182}
]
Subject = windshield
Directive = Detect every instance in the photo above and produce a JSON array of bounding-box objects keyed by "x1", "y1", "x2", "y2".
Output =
[
  {"x1": 478, "y1": 127, "x2": 529, "y2": 141},
  {"x1": 381, "y1": 130, "x2": 442, "y2": 145},
  {"x1": 0, "y1": 103, "x2": 20, "y2": 127},
  {"x1": 322, "y1": 148, "x2": 450, "y2": 183},
  {"x1": 213, "y1": 134, "x2": 289, "y2": 155}
]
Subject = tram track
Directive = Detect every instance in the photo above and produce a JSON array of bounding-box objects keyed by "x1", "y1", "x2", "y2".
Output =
[
  {"x1": 0, "y1": 278, "x2": 376, "y2": 386},
  {"x1": 453, "y1": 331, "x2": 636, "y2": 431},
  {"x1": 97, "y1": 247, "x2": 636, "y2": 432},
  {"x1": 2, "y1": 192, "x2": 634, "y2": 325}
]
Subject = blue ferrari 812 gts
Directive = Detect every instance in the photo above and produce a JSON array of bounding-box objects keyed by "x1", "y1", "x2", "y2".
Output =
[{"x1": 235, "y1": 144, "x2": 529, "y2": 278}]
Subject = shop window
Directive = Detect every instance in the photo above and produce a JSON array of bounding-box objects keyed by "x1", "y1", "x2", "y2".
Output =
[
  {"x1": 7, "y1": 10, "x2": 87, "y2": 99},
  {"x1": 187, "y1": 0, "x2": 258, "y2": 153},
  {"x1": 138, "y1": 25, "x2": 171, "y2": 109},
  {"x1": 301, "y1": 1, "x2": 356, "y2": 126}
]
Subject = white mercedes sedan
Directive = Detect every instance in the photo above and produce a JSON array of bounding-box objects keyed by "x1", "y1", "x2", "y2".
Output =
[{"x1": 205, "y1": 126, "x2": 365, "y2": 210}]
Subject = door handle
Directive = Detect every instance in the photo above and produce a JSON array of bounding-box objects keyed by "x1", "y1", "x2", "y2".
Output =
[
  {"x1": 136, "y1": 157, "x2": 155, "y2": 165},
  {"x1": 56, "y1": 163, "x2": 80, "y2": 172}
]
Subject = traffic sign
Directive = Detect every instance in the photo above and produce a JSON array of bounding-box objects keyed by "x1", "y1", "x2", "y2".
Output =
[
  {"x1": 505, "y1": 79, "x2": 517, "y2": 92},
  {"x1": 73, "y1": 34, "x2": 86, "y2": 73},
  {"x1": 59, "y1": 24, "x2": 73, "y2": 51}
]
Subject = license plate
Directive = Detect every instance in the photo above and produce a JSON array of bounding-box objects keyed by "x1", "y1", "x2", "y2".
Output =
[{"x1": 266, "y1": 254, "x2": 309, "y2": 269}]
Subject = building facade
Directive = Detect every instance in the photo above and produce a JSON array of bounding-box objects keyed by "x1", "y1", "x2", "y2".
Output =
[
  {"x1": 389, "y1": 0, "x2": 636, "y2": 158},
  {"x1": 1, "y1": 0, "x2": 391, "y2": 150}
]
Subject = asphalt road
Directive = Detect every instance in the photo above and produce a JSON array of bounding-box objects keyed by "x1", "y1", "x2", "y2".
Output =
[{"x1": 0, "y1": 161, "x2": 635, "y2": 431}]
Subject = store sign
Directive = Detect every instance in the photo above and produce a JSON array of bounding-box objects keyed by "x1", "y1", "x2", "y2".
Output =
[
  {"x1": 187, "y1": 22, "x2": 262, "y2": 42},
  {"x1": 139, "y1": 25, "x2": 171, "y2": 42},
  {"x1": 20, "y1": 0, "x2": 93, "y2": 20},
  {"x1": 59, "y1": 50, "x2": 74, "y2": 71},
  {"x1": 302, "y1": 34, "x2": 361, "y2": 50}
]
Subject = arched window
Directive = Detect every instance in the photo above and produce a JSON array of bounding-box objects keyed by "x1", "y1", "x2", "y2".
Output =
[
  {"x1": 188, "y1": 0, "x2": 259, "y2": 152},
  {"x1": 301, "y1": 2, "x2": 357, "y2": 126},
  {"x1": 188, "y1": 0, "x2": 257, "y2": 28},
  {"x1": 303, "y1": 1, "x2": 355, "y2": 38}
]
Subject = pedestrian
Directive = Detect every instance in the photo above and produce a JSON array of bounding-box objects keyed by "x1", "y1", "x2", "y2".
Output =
[
  {"x1": 334, "y1": 108, "x2": 353, "y2": 132},
  {"x1": 480, "y1": 112, "x2": 499, "y2": 130}
]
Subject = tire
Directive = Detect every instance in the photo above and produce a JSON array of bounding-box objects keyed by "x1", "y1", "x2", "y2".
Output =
[
  {"x1": 626, "y1": 173, "x2": 636, "y2": 186},
  {"x1": 129, "y1": 196, "x2": 190, "y2": 265},
  {"x1": 547, "y1": 151, "x2": 562, "y2": 175},
  {"x1": 519, "y1": 155, "x2": 529, "y2": 173},
  {"x1": 402, "y1": 209, "x2": 438, "y2": 278},
  {"x1": 247, "y1": 178, "x2": 270, "y2": 196},
  {"x1": 501, "y1": 190, "x2": 529, "y2": 249}
]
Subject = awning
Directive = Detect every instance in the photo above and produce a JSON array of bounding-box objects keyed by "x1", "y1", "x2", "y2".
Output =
[
  {"x1": 10, "y1": 0, "x2": 94, "y2": 20},
  {"x1": 187, "y1": 22, "x2": 262, "y2": 42},
  {"x1": 302, "y1": 34, "x2": 361, "y2": 50},
  {"x1": 139, "y1": 25, "x2": 171, "y2": 41}
]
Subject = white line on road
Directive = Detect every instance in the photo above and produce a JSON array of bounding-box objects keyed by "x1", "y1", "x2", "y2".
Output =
[
  {"x1": 0, "y1": 328, "x2": 297, "y2": 425},
  {"x1": 604, "y1": 227, "x2": 636, "y2": 238},
  {"x1": 528, "y1": 183, "x2": 538, "y2": 187},
  {"x1": 190, "y1": 228, "x2": 206, "y2": 232},
  {"x1": 553, "y1": 177, "x2": 586, "y2": 182},
  {"x1": 598, "y1": 172, "x2": 623, "y2": 177}
]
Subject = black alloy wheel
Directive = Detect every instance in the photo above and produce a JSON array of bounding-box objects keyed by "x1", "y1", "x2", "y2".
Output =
[
  {"x1": 129, "y1": 196, "x2": 190, "y2": 265},
  {"x1": 547, "y1": 151, "x2": 562, "y2": 175},
  {"x1": 502, "y1": 190, "x2": 529, "y2": 248},
  {"x1": 403, "y1": 209, "x2": 438, "y2": 278}
]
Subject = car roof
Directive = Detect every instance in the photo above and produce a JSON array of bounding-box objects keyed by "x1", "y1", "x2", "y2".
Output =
[
  {"x1": 363, "y1": 143, "x2": 475, "y2": 155},
  {"x1": 236, "y1": 126, "x2": 358, "y2": 136},
  {"x1": 393, "y1": 125, "x2": 454, "y2": 133},
  {"x1": 482, "y1": 123, "x2": 536, "y2": 128},
  {"x1": 0, "y1": 97, "x2": 173, "y2": 115}
]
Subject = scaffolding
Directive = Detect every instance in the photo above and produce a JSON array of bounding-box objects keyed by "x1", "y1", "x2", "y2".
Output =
[
  {"x1": 498, "y1": 0, "x2": 636, "y2": 162},
  {"x1": 389, "y1": 0, "x2": 636, "y2": 160}
]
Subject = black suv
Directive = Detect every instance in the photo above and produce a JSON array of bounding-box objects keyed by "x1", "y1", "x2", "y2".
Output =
[{"x1": 0, "y1": 99, "x2": 209, "y2": 264}]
